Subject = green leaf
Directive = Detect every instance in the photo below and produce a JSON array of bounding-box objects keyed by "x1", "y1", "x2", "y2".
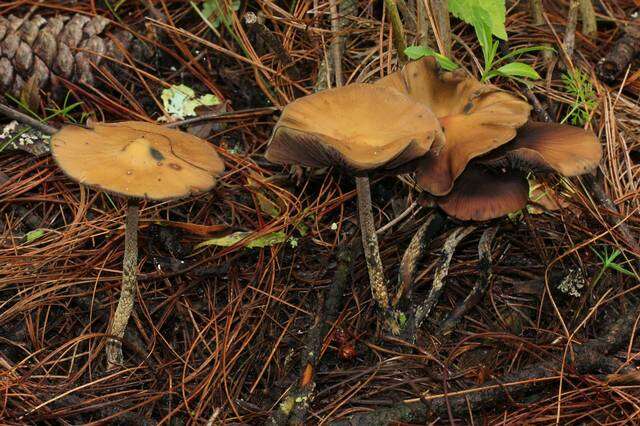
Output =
[
  {"x1": 495, "y1": 45, "x2": 555, "y2": 65},
  {"x1": 495, "y1": 62, "x2": 540, "y2": 80},
  {"x1": 161, "y1": 84, "x2": 221, "y2": 119},
  {"x1": 608, "y1": 262, "x2": 636, "y2": 277},
  {"x1": 449, "y1": 0, "x2": 507, "y2": 40},
  {"x1": 25, "y1": 229, "x2": 45, "y2": 243},
  {"x1": 195, "y1": 231, "x2": 288, "y2": 249},
  {"x1": 473, "y1": 19, "x2": 494, "y2": 67},
  {"x1": 201, "y1": 0, "x2": 241, "y2": 28},
  {"x1": 403, "y1": 46, "x2": 459, "y2": 71}
]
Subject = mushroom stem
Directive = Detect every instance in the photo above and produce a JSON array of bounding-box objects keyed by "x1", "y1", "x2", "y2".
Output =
[
  {"x1": 106, "y1": 198, "x2": 139, "y2": 369},
  {"x1": 355, "y1": 176, "x2": 390, "y2": 312}
]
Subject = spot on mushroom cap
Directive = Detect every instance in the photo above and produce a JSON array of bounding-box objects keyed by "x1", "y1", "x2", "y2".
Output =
[
  {"x1": 436, "y1": 165, "x2": 529, "y2": 221},
  {"x1": 376, "y1": 57, "x2": 531, "y2": 195},
  {"x1": 51, "y1": 121, "x2": 224, "y2": 200},
  {"x1": 265, "y1": 84, "x2": 445, "y2": 173},
  {"x1": 480, "y1": 121, "x2": 602, "y2": 176}
]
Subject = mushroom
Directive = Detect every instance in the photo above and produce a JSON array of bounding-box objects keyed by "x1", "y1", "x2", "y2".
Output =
[
  {"x1": 265, "y1": 83, "x2": 444, "y2": 328},
  {"x1": 479, "y1": 121, "x2": 602, "y2": 176},
  {"x1": 376, "y1": 57, "x2": 601, "y2": 221},
  {"x1": 376, "y1": 56, "x2": 532, "y2": 196},
  {"x1": 435, "y1": 165, "x2": 529, "y2": 221},
  {"x1": 51, "y1": 121, "x2": 224, "y2": 367},
  {"x1": 375, "y1": 57, "x2": 602, "y2": 339},
  {"x1": 436, "y1": 121, "x2": 602, "y2": 221}
]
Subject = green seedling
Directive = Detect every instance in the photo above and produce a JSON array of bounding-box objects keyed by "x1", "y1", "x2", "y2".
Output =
[
  {"x1": 561, "y1": 69, "x2": 597, "y2": 126},
  {"x1": 406, "y1": 0, "x2": 547, "y2": 82},
  {"x1": 8, "y1": 91, "x2": 87, "y2": 124},
  {"x1": 591, "y1": 246, "x2": 638, "y2": 287}
]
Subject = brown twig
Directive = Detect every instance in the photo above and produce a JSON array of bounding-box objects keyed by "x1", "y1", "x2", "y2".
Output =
[
  {"x1": 384, "y1": 0, "x2": 408, "y2": 63},
  {"x1": 596, "y1": 14, "x2": 640, "y2": 83},
  {"x1": 562, "y1": 0, "x2": 581, "y2": 61},
  {"x1": 0, "y1": 104, "x2": 57, "y2": 135}
]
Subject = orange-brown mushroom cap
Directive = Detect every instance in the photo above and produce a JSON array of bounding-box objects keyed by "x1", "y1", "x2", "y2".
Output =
[
  {"x1": 480, "y1": 122, "x2": 602, "y2": 176},
  {"x1": 436, "y1": 165, "x2": 529, "y2": 221},
  {"x1": 265, "y1": 84, "x2": 445, "y2": 173},
  {"x1": 376, "y1": 57, "x2": 531, "y2": 195},
  {"x1": 51, "y1": 121, "x2": 224, "y2": 200}
]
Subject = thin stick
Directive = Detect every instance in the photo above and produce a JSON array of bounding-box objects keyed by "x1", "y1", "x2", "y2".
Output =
[
  {"x1": 413, "y1": 225, "x2": 475, "y2": 330},
  {"x1": 106, "y1": 199, "x2": 140, "y2": 369},
  {"x1": 328, "y1": 0, "x2": 343, "y2": 86},
  {"x1": 394, "y1": 212, "x2": 446, "y2": 308},
  {"x1": 431, "y1": 0, "x2": 452, "y2": 57},
  {"x1": 0, "y1": 103, "x2": 57, "y2": 136},
  {"x1": 562, "y1": 0, "x2": 580, "y2": 60},
  {"x1": 579, "y1": 0, "x2": 597, "y2": 38},
  {"x1": 530, "y1": 0, "x2": 554, "y2": 64},
  {"x1": 417, "y1": 0, "x2": 432, "y2": 47},
  {"x1": 376, "y1": 201, "x2": 419, "y2": 236}
]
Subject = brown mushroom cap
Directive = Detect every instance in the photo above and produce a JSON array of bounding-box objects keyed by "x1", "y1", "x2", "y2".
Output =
[
  {"x1": 480, "y1": 122, "x2": 602, "y2": 176},
  {"x1": 51, "y1": 121, "x2": 224, "y2": 200},
  {"x1": 376, "y1": 57, "x2": 531, "y2": 195},
  {"x1": 436, "y1": 165, "x2": 529, "y2": 221},
  {"x1": 265, "y1": 84, "x2": 445, "y2": 173}
]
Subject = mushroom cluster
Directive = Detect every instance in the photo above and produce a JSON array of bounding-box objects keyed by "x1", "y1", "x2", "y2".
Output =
[
  {"x1": 265, "y1": 57, "x2": 601, "y2": 325},
  {"x1": 51, "y1": 121, "x2": 224, "y2": 367},
  {"x1": 375, "y1": 57, "x2": 601, "y2": 220}
]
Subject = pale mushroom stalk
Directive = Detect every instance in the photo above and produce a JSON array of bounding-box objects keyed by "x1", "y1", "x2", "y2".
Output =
[
  {"x1": 106, "y1": 198, "x2": 140, "y2": 368},
  {"x1": 355, "y1": 176, "x2": 390, "y2": 311}
]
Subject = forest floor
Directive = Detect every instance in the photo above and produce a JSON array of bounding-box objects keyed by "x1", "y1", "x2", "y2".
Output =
[{"x1": 1, "y1": 0, "x2": 639, "y2": 424}]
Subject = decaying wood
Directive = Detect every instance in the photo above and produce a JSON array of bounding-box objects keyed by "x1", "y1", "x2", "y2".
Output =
[
  {"x1": 438, "y1": 226, "x2": 499, "y2": 335},
  {"x1": 596, "y1": 14, "x2": 640, "y2": 83}
]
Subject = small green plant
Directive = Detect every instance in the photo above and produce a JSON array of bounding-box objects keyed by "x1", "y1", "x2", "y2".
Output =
[
  {"x1": 405, "y1": 0, "x2": 548, "y2": 83},
  {"x1": 8, "y1": 91, "x2": 87, "y2": 124},
  {"x1": 591, "y1": 246, "x2": 638, "y2": 287},
  {"x1": 193, "y1": 0, "x2": 240, "y2": 30},
  {"x1": 45, "y1": 92, "x2": 89, "y2": 124},
  {"x1": 561, "y1": 69, "x2": 597, "y2": 126}
]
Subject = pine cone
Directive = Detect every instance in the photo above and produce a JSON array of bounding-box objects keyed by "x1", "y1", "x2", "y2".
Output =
[{"x1": 0, "y1": 13, "x2": 154, "y2": 104}]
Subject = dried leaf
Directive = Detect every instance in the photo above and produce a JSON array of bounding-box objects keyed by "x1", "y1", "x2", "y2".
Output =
[{"x1": 195, "y1": 231, "x2": 287, "y2": 249}]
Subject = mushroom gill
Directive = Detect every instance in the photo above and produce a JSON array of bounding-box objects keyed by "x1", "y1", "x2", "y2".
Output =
[{"x1": 265, "y1": 83, "x2": 445, "y2": 173}]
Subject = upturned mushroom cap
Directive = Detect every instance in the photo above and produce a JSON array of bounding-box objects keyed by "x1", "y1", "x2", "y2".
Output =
[
  {"x1": 376, "y1": 57, "x2": 531, "y2": 196},
  {"x1": 265, "y1": 84, "x2": 445, "y2": 173},
  {"x1": 51, "y1": 121, "x2": 224, "y2": 200},
  {"x1": 436, "y1": 165, "x2": 529, "y2": 221},
  {"x1": 480, "y1": 122, "x2": 602, "y2": 176}
]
